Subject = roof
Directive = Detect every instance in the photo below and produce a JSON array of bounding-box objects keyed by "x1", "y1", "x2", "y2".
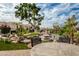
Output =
[{"x1": 0, "y1": 22, "x2": 32, "y2": 30}]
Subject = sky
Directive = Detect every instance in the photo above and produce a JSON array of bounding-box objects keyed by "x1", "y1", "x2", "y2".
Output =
[{"x1": 0, "y1": 3, "x2": 79, "y2": 28}]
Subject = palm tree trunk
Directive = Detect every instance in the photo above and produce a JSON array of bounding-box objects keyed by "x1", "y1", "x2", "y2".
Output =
[
  {"x1": 70, "y1": 33, "x2": 74, "y2": 44},
  {"x1": 70, "y1": 38, "x2": 73, "y2": 44}
]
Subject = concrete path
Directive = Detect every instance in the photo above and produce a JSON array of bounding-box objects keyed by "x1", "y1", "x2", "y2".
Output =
[
  {"x1": 0, "y1": 49, "x2": 31, "y2": 56},
  {"x1": 31, "y1": 42, "x2": 79, "y2": 56}
]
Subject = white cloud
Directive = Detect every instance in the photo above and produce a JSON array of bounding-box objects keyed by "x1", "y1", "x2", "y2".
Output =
[
  {"x1": 0, "y1": 3, "x2": 79, "y2": 28},
  {"x1": 0, "y1": 3, "x2": 20, "y2": 22},
  {"x1": 39, "y1": 3, "x2": 79, "y2": 28}
]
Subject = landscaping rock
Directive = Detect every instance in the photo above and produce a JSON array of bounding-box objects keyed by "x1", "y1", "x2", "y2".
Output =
[
  {"x1": 0, "y1": 35, "x2": 2, "y2": 38},
  {"x1": 51, "y1": 34, "x2": 60, "y2": 42},
  {"x1": 20, "y1": 39, "x2": 31, "y2": 43},
  {"x1": 11, "y1": 41, "x2": 18, "y2": 43},
  {"x1": 27, "y1": 43, "x2": 32, "y2": 48},
  {"x1": 9, "y1": 34, "x2": 19, "y2": 43},
  {"x1": 58, "y1": 36, "x2": 70, "y2": 43}
]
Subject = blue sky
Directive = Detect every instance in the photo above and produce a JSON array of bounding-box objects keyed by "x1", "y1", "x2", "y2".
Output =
[{"x1": 0, "y1": 3, "x2": 79, "y2": 28}]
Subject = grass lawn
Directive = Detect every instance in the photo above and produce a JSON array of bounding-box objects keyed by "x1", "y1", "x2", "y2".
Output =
[{"x1": 0, "y1": 40, "x2": 29, "y2": 51}]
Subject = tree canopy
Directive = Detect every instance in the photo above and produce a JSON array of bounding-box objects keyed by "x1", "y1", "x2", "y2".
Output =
[
  {"x1": 15, "y1": 3, "x2": 44, "y2": 31},
  {"x1": 52, "y1": 15, "x2": 78, "y2": 44}
]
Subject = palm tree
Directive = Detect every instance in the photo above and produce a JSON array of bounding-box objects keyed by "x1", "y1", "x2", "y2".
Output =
[
  {"x1": 53, "y1": 22, "x2": 61, "y2": 34},
  {"x1": 74, "y1": 31, "x2": 79, "y2": 45},
  {"x1": 63, "y1": 15, "x2": 78, "y2": 44}
]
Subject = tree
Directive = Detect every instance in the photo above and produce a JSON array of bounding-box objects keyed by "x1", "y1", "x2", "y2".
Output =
[
  {"x1": 63, "y1": 15, "x2": 78, "y2": 44},
  {"x1": 52, "y1": 22, "x2": 61, "y2": 34},
  {"x1": 74, "y1": 31, "x2": 79, "y2": 45},
  {"x1": 15, "y1": 3, "x2": 44, "y2": 32}
]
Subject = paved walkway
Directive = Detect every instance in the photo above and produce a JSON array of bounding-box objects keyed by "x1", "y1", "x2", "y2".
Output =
[
  {"x1": 31, "y1": 42, "x2": 79, "y2": 56},
  {"x1": 0, "y1": 49, "x2": 31, "y2": 56}
]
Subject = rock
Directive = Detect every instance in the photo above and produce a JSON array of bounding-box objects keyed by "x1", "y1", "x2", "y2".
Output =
[
  {"x1": 21, "y1": 39, "x2": 31, "y2": 43},
  {"x1": 9, "y1": 34, "x2": 19, "y2": 43},
  {"x1": 31, "y1": 42, "x2": 79, "y2": 56},
  {"x1": 0, "y1": 35, "x2": 2, "y2": 38},
  {"x1": 40, "y1": 31, "x2": 51, "y2": 41},
  {"x1": 51, "y1": 34, "x2": 60, "y2": 41},
  {"x1": 58, "y1": 36, "x2": 70, "y2": 43},
  {"x1": 1, "y1": 37, "x2": 8, "y2": 39},
  {"x1": 11, "y1": 41, "x2": 18, "y2": 43},
  {"x1": 40, "y1": 34, "x2": 60, "y2": 42},
  {"x1": 39, "y1": 36, "x2": 45, "y2": 41},
  {"x1": 27, "y1": 43, "x2": 32, "y2": 48}
]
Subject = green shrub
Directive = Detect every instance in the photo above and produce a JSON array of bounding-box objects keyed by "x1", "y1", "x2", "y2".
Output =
[
  {"x1": 24, "y1": 32, "x2": 40, "y2": 38},
  {"x1": 0, "y1": 25, "x2": 11, "y2": 34},
  {"x1": 17, "y1": 27, "x2": 29, "y2": 36}
]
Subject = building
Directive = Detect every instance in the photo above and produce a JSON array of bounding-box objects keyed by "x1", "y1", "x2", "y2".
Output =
[{"x1": 0, "y1": 22, "x2": 32, "y2": 33}]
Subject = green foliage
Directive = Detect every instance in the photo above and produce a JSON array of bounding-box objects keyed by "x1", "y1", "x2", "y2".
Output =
[
  {"x1": 63, "y1": 15, "x2": 77, "y2": 43},
  {"x1": 15, "y1": 3, "x2": 44, "y2": 31},
  {"x1": 74, "y1": 31, "x2": 79, "y2": 37},
  {"x1": 0, "y1": 39, "x2": 11, "y2": 44},
  {"x1": 52, "y1": 15, "x2": 78, "y2": 44},
  {"x1": 0, "y1": 40, "x2": 29, "y2": 51},
  {"x1": 52, "y1": 22, "x2": 62, "y2": 35},
  {"x1": 29, "y1": 32, "x2": 39, "y2": 36},
  {"x1": 16, "y1": 25, "x2": 29, "y2": 36},
  {"x1": 24, "y1": 32, "x2": 40, "y2": 38},
  {"x1": 74, "y1": 31, "x2": 79, "y2": 40},
  {"x1": 0, "y1": 25, "x2": 11, "y2": 34}
]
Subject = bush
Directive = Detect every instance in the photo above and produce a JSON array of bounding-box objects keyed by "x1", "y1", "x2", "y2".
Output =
[
  {"x1": 74, "y1": 31, "x2": 79, "y2": 43},
  {"x1": 0, "y1": 25, "x2": 11, "y2": 34},
  {"x1": 24, "y1": 32, "x2": 40, "y2": 38},
  {"x1": 16, "y1": 27, "x2": 29, "y2": 36}
]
